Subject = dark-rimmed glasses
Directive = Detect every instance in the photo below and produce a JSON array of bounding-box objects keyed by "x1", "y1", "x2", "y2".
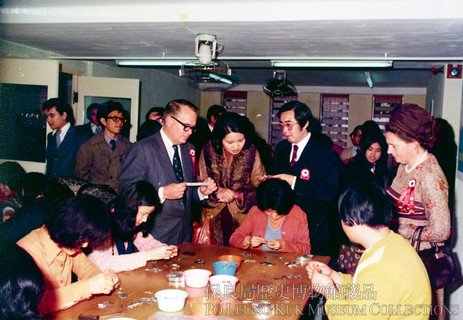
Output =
[
  {"x1": 171, "y1": 116, "x2": 196, "y2": 132},
  {"x1": 106, "y1": 116, "x2": 127, "y2": 124},
  {"x1": 279, "y1": 121, "x2": 298, "y2": 131}
]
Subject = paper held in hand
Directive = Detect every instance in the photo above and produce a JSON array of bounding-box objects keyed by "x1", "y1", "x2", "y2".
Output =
[{"x1": 185, "y1": 182, "x2": 208, "y2": 187}]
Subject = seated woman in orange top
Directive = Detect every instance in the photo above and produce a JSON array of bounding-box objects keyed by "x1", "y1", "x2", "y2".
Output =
[{"x1": 229, "y1": 178, "x2": 311, "y2": 253}]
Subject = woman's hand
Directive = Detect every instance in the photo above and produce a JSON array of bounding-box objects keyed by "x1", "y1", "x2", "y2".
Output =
[
  {"x1": 146, "y1": 245, "x2": 178, "y2": 261},
  {"x1": 266, "y1": 239, "x2": 284, "y2": 251},
  {"x1": 306, "y1": 261, "x2": 332, "y2": 280},
  {"x1": 306, "y1": 261, "x2": 343, "y2": 298},
  {"x1": 216, "y1": 187, "x2": 235, "y2": 203},
  {"x1": 249, "y1": 236, "x2": 267, "y2": 248},
  {"x1": 199, "y1": 177, "x2": 217, "y2": 195},
  {"x1": 89, "y1": 269, "x2": 119, "y2": 294}
]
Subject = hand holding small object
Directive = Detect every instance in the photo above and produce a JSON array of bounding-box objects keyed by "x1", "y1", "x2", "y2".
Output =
[
  {"x1": 216, "y1": 187, "x2": 235, "y2": 203},
  {"x1": 163, "y1": 182, "x2": 186, "y2": 200},
  {"x1": 266, "y1": 239, "x2": 284, "y2": 251},
  {"x1": 250, "y1": 236, "x2": 267, "y2": 248},
  {"x1": 89, "y1": 270, "x2": 119, "y2": 294},
  {"x1": 199, "y1": 177, "x2": 217, "y2": 195}
]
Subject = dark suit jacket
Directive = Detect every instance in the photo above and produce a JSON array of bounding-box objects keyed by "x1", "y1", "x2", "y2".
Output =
[
  {"x1": 45, "y1": 125, "x2": 86, "y2": 178},
  {"x1": 272, "y1": 135, "x2": 340, "y2": 256},
  {"x1": 75, "y1": 132, "x2": 132, "y2": 190},
  {"x1": 118, "y1": 132, "x2": 199, "y2": 245},
  {"x1": 76, "y1": 122, "x2": 93, "y2": 139}
]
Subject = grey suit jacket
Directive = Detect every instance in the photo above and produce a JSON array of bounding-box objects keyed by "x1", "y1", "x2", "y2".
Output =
[
  {"x1": 75, "y1": 132, "x2": 132, "y2": 190},
  {"x1": 45, "y1": 125, "x2": 86, "y2": 178},
  {"x1": 119, "y1": 132, "x2": 199, "y2": 245}
]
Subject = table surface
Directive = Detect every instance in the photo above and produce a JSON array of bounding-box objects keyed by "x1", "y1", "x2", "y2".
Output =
[{"x1": 51, "y1": 243, "x2": 329, "y2": 320}]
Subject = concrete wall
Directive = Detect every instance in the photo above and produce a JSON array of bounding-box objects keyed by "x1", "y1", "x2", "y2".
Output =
[
  {"x1": 91, "y1": 63, "x2": 199, "y2": 122},
  {"x1": 426, "y1": 72, "x2": 445, "y2": 115},
  {"x1": 199, "y1": 91, "x2": 221, "y2": 118},
  {"x1": 247, "y1": 92, "x2": 271, "y2": 142},
  {"x1": 0, "y1": 40, "x2": 200, "y2": 127},
  {"x1": 441, "y1": 66, "x2": 463, "y2": 320}
]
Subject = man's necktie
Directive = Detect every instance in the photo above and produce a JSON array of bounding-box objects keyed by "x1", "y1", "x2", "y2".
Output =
[
  {"x1": 290, "y1": 144, "x2": 298, "y2": 167},
  {"x1": 172, "y1": 145, "x2": 184, "y2": 182},
  {"x1": 110, "y1": 139, "x2": 117, "y2": 151},
  {"x1": 94, "y1": 126, "x2": 102, "y2": 134},
  {"x1": 55, "y1": 129, "x2": 61, "y2": 148}
]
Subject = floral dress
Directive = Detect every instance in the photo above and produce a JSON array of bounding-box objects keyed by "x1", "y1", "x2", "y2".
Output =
[{"x1": 387, "y1": 153, "x2": 450, "y2": 249}]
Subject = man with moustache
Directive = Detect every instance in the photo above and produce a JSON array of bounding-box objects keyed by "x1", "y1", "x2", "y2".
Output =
[{"x1": 119, "y1": 99, "x2": 217, "y2": 245}]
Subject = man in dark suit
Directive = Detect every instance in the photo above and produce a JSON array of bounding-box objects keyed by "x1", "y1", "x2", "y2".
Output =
[
  {"x1": 75, "y1": 101, "x2": 132, "y2": 191},
  {"x1": 42, "y1": 98, "x2": 86, "y2": 178},
  {"x1": 270, "y1": 100, "x2": 340, "y2": 256},
  {"x1": 77, "y1": 103, "x2": 102, "y2": 141},
  {"x1": 119, "y1": 99, "x2": 217, "y2": 245}
]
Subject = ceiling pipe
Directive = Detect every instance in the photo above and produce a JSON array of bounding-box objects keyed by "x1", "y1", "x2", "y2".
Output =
[{"x1": 51, "y1": 55, "x2": 463, "y2": 61}]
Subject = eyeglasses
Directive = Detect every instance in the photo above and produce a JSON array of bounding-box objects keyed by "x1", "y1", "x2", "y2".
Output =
[
  {"x1": 279, "y1": 122, "x2": 298, "y2": 131},
  {"x1": 106, "y1": 116, "x2": 127, "y2": 124},
  {"x1": 171, "y1": 116, "x2": 196, "y2": 132}
]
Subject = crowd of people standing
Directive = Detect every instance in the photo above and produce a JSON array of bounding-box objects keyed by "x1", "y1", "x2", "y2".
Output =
[{"x1": 0, "y1": 97, "x2": 457, "y2": 319}]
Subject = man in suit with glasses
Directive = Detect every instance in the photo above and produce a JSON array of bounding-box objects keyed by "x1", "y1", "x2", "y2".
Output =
[
  {"x1": 270, "y1": 100, "x2": 341, "y2": 256},
  {"x1": 119, "y1": 99, "x2": 217, "y2": 245}
]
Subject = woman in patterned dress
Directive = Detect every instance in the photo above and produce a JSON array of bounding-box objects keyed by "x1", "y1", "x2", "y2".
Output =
[
  {"x1": 198, "y1": 112, "x2": 266, "y2": 246},
  {"x1": 385, "y1": 103, "x2": 450, "y2": 320}
]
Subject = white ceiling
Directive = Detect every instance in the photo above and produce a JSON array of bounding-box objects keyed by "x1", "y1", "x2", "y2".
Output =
[{"x1": 1, "y1": 0, "x2": 463, "y2": 88}]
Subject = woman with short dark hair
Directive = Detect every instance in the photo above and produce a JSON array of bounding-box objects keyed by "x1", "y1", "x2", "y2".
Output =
[
  {"x1": 307, "y1": 182, "x2": 431, "y2": 320},
  {"x1": 0, "y1": 245, "x2": 45, "y2": 320},
  {"x1": 17, "y1": 195, "x2": 119, "y2": 314},
  {"x1": 198, "y1": 112, "x2": 266, "y2": 246},
  {"x1": 229, "y1": 178, "x2": 310, "y2": 253},
  {"x1": 88, "y1": 181, "x2": 178, "y2": 272}
]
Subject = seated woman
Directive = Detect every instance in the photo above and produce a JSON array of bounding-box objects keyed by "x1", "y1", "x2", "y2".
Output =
[
  {"x1": 88, "y1": 181, "x2": 178, "y2": 273},
  {"x1": 0, "y1": 245, "x2": 45, "y2": 320},
  {"x1": 17, "y1": 195, "x2": 119, "y2": 314},
  {"x1": 229, "y1": 178, "x2": 311, "y2": 253},
  {"x1": 307, "y1": 182, "x2": 431, "y2": 320}
]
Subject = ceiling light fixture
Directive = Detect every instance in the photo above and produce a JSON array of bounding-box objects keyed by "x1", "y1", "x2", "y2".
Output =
[
  {"x1": 116, "y1": 59, "x2": 195, "y2": 66},
  {"x1": 271, "y1": 60, "x2": 393, "y2": 68},
  {"x1": 364, "y1": 72, "x2": 374, "y2": 88}
]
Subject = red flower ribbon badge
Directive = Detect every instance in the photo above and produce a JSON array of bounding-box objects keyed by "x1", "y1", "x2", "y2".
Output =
[
  {"x1": 300, "y1": 168, "x2": 310, "y2": 181},
  {"x1": 188, "y1": 147, "x2": 198, "y2": 177},
  {"x1": 398, "y1": 179, "x2": 416, "y2": 214}
]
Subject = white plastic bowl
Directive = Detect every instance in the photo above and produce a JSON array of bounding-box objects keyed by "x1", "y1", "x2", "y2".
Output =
[
  {"x1": 155, "y1": 289, "x2": 188, "y2": 312},
  {"x1": 183, "y1": 269, "x2": 212, "y2": 288},
  {"x1": 209, "y1": 275, "x2": 238, "y2": 297}
]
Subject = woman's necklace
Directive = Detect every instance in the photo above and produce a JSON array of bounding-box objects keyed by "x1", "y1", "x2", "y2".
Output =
[{"x1": 404, "y1": 150, "x2": 428, "y2": 174}]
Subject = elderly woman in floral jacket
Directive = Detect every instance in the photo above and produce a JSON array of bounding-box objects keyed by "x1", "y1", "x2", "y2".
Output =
[{"x1": 198, "y1": 112, "x2": 266, "y2": 246}]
